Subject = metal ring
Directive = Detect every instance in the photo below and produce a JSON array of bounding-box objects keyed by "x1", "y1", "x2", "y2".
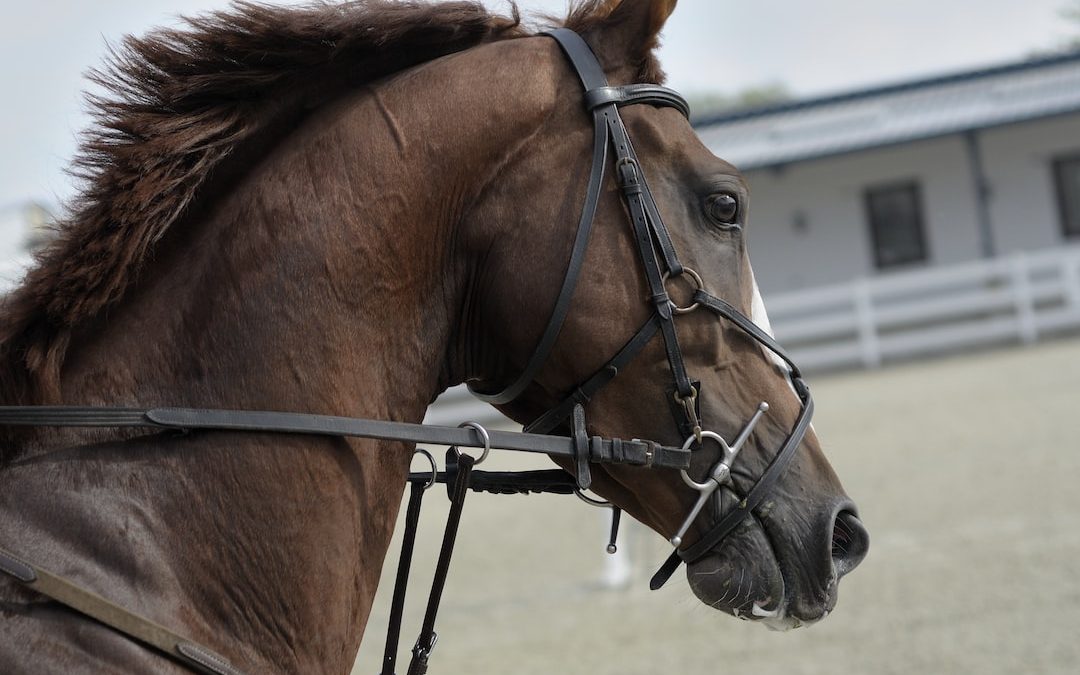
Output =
[
  {"x1": 574, "y1": 487, "x2": 613, "y2": 509},
  {"x1": 454, "y1": 421, "x2": 491, "y2": 466},
  {"x1": 662, "y1": 266, "x2": 704, "y2": 315},
  {"x1": 679, "y1": 430, "x2": 727, "y2": 491},
  {"x1": 412, "y1": 449, "x2": 438, "y2": 490}
]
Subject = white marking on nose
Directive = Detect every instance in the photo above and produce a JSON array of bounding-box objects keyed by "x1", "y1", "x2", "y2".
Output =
[
  {"x1": 748, "y1": 267, "x2": 811, "y2": 431},
  {"x1": 748, "y1": 267, "x2": 792, "y2": 378}
]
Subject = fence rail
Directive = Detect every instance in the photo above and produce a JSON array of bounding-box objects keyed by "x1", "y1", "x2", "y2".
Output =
[{"x1": 767, "y1": 245, "x2": 1080, "y2": 372}]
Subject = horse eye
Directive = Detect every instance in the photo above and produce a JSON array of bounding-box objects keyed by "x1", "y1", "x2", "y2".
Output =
[{"x1": 705, "y1": 193, "x2": 739, "y2": 226}]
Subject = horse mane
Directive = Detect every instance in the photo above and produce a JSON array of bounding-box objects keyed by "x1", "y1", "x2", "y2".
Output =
[{"x1": 0, "y1": 0, "x2": 662, "y2": 407}]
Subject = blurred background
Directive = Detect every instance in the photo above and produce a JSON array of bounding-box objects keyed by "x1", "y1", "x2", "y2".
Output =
[{"x1": 2, "y1": 1, "x2": 1079, "y2": 674}]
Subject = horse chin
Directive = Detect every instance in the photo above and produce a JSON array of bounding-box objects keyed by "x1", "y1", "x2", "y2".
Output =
[{"x1": 684, "y1": 522, "x2": 826, "y2": 632}]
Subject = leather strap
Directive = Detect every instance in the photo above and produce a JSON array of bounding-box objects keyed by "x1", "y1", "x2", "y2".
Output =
[
  {"x1": 0, "y1": 547, "x2": 242, "y2": 675},
  {"x1": 525, "y1": 315, "x2": 659, "y2": 435},
  {"x1": 380, "y1": 480, "x2": 426, "y2": 675},
  {"x1": 584, "y1": 85, "x2": 691, "y2": 119},
  {"x1": 406, "y1": 452, "x2": 474, "y2": 675},
  {"x1": 0, "y1": 406, "x2": 690, "y2": 471},
  {"x1": 469, "y1": 28, "x2": 691, "y2": 407},
  {"x1": 571, "y1": 403, "x2": 591, "y2": 489},
  {"x1": 467, "y1": 107, "x2": 609, "y2": 405},
  {"x1": 649, "y1": 389, "x2": 814, "y2": 590},
  {"x1": 647, "y1": 288, "x2": 816, "y2": 590},
  {"x1": 408, "y1": 469, "x2": 576, "y2": 496}
]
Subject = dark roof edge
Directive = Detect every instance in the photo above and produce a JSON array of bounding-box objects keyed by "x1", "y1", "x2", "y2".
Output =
[
  {"x1": 692, "y1": 48, "x2": 1080, "y2": 128},
  {"x1": 732, "y1": 106, "x2": 1080, "y2": 172}
]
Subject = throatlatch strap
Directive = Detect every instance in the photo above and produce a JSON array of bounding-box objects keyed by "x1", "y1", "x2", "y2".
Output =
[
  {"x1": 406, "y1": 452, "x2": 475, "y2": 675},
  {"x1": 380, "y1": 480, "x2": 427, "y2": 675},
  {"x1": 0, "y1": 547, "x2": 242, "y2": 675}
]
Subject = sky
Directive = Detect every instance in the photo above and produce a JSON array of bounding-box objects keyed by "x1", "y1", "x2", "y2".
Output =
[{"x1": 0, "y1": 0, "x2": 1076, "y2": 217}]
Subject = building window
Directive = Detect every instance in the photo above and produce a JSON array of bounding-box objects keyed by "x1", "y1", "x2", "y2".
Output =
[
  {"x1": 1054, "y1": 154, "x2": 1080, "y2": 238},
  {"x1": 864, "y1": 181, "x2": 929, "y2": 269}
]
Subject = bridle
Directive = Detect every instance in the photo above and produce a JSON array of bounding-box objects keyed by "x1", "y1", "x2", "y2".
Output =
[
  {"x1": 0, "y1": 28, "x2": 813, "y2": 675},
  {"x1": 469, "y1": 28, "x2": 815, "y2": 589}
]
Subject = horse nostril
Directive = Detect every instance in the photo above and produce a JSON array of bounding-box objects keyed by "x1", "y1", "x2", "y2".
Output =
[{"x1": 830, "y1": 509, "x2": 869, "y2": 577}]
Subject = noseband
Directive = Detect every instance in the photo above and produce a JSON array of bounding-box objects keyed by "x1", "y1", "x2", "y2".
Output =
[{"x1": 468, "y1": 29, "x2": 815, "y2": 590}]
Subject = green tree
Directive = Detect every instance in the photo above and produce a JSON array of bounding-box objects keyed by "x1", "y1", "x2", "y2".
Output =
[{"x1": 686, "y1": 82, "x2": 792, "y2": 120}]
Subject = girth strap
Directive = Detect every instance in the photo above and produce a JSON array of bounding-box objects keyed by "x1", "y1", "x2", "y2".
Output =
[{"x1": 0, "y1": 546, "x2": 243, "y2": 675}]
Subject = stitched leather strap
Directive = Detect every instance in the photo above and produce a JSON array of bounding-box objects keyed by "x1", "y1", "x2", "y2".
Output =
[
  {"x1": 0, "y1": 406, "x2": 690, "y2": 471},
  {"x1": 0, "y1": 547, "x2": 242, "y2": 675},
  {"x1": 408, "y1": 469, "x2": 576, "y2": 496},
  {"x1": 584, "y1": 85, "x2": 691, "y2": 119}
]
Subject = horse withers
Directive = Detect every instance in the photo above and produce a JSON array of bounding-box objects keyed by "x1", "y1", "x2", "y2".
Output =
[{"x1": 0, "y1": 1, "x2": 867, "y2": 672}]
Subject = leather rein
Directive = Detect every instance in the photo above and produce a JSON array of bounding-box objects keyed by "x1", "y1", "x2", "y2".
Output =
[{"x1": 0, "y1": 29, "x2": 813, "y2": 675}]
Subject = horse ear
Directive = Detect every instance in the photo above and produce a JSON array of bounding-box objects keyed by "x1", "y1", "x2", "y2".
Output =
[
  {"x1": 610, "y1": 0, "x2": 678, "y2": 39},
  {"x1": 587, "y1": 0, "x2": 678, "y2": 82}
]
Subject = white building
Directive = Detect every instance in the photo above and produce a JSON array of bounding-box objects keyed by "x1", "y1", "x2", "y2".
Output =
[{"x1": 696, "y1": 49, "x2": 1080, "y2": 295}]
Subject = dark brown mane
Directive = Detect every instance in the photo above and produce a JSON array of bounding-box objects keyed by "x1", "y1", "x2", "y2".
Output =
[{"x1": 0, "y1": 0, "x2": 661, "y2": 407}]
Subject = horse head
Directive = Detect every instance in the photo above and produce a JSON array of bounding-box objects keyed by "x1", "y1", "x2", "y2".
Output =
[{"x1": 461, "y1": 0, "x2": 869, "y2": 628}]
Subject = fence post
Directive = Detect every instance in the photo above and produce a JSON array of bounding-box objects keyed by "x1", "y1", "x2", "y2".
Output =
[
  {"x1": 1064, "y1": 251, "x2": 1080, "y2": 314},
  {"x1": 1011, "y1": 253, "x2": 1037, "y2": 345},
  {"x1": 853, "y1": 279, "x2": 881, "y2": 368}
]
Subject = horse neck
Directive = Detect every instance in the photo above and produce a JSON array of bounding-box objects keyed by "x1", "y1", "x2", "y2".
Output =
[
  {"x1": 14, "y1": 76, "x2": 493, "y2": 671},
  {"x1": 60, "y1": 101, "x2": 462, "y2": 422}
]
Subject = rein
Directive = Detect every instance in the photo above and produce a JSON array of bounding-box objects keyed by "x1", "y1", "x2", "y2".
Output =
[{"x1": 0, "y1": 28, "x2": 813, "y2": 675}]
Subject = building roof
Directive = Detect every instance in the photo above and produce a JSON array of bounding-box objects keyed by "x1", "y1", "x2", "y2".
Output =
[{"x1": 694, "y1": 50, "x2": 1080, "y2": 170}]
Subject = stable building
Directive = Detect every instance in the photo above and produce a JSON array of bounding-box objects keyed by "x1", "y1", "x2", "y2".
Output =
[{"x1": 695, "y1": 49, "x2": 1080, "y2": 295}]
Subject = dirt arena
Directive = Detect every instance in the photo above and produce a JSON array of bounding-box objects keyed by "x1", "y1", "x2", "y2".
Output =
[{"x1": 352, "y1": 337, "x2": 1080, "y2": 675}]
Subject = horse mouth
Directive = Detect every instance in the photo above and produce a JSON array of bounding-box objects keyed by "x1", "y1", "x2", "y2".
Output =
[
  {"x1": 683, "y1": 498, "x2": 866, "y2": 630},
  {"x1": 685, "y1": 536, "x2": 809, "y2": 632}
]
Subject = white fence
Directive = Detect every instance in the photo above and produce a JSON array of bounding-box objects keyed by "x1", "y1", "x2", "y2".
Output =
[{"x1": 767, "y1": 244, "x2": 1080, "y2": 372}]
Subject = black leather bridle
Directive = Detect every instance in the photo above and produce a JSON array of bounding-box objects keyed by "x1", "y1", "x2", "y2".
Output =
[
  {"x1": 0, "y1": 28, "x2": 814, "y2": 675},
  {"x1": 469, "y1": 28, "x2": 816, "y2": 590}
]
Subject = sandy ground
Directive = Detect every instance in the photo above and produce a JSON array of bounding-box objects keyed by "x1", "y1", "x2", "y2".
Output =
[{"x1": 351, "y1": 337, "x2": 1080, "y2": 675}]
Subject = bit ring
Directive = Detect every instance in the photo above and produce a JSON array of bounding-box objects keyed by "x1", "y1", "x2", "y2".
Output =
[{"x1": 679, "y1": 430, "x2": 730, "y2": 490}]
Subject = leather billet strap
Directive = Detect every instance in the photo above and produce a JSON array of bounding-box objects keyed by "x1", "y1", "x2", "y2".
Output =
[
  {"x1": 0, "y1": 406, "x2": 690, "y2": 472},
  {"x1": 0, "y1": 547, "x2": 242, "y2": 675}
]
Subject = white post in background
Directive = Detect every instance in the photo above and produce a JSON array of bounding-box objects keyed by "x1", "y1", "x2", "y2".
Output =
[
  {"x1": 1011, "y1": 253, "x2": 1038, "y2": 345},
  {"x1": 1063, "y1": 251, "x2": 1080, "y2": 315},
  {"x1": 853, "y1": 279, "x2": 881, "y2": 368}
]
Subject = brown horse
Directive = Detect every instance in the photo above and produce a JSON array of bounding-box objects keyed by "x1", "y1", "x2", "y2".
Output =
[{"x1": 0, "y1": 1, "x2": 867, "y2": 672}]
